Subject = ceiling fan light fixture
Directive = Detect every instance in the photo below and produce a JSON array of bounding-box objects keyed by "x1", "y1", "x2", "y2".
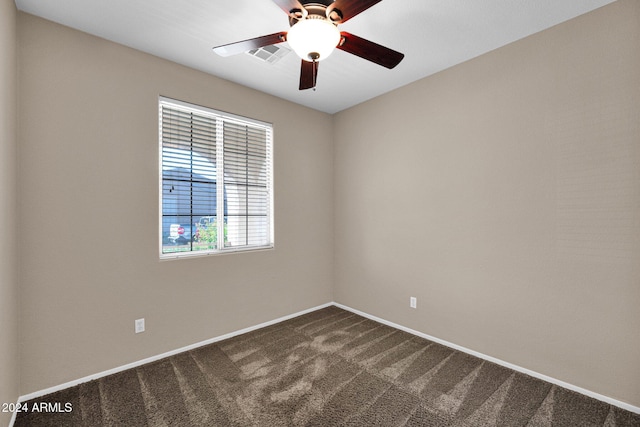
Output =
[{"x1": 287, "y1": 18, "x2": 340, "y2": 62}]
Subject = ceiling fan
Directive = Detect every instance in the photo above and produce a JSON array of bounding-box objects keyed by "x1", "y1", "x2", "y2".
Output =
[{"x1": 212, "y1": 0, "x2": 404, "y2": 90}]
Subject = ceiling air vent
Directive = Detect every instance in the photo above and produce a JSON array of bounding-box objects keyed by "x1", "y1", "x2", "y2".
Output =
[{"x1": 246, "y1": 44, "x2": 291, "y2": 64}]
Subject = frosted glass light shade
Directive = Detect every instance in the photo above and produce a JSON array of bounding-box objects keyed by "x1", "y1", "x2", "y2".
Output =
[{"x1": 287, "y1": 19, "x2": 340, "y2": 62}]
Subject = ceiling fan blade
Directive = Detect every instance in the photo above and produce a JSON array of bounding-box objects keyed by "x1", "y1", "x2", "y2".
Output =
[
  {"x1": 213, "y1": 32, "x2": 287, "y2": 57},
  {"x1": 299, "y1": 60, "x2": 319, "y2": 90},
  {"x1": 327, "y1": 0, "x2": 382, "y2": 23},
  {"x1": 271, "y1": 0, "x2": 306, "y2": 17},
  {"x1": 337, "y1": 31, "x2": 404, "y2": 69}
]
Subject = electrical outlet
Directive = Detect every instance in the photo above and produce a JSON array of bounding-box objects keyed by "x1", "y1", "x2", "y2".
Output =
[
  {"x1": 410, "y1": 297, "x2": 417, "y2": 309},
  {"x1": 135, "y1": 318, "x2": 145, "y2": 334}
]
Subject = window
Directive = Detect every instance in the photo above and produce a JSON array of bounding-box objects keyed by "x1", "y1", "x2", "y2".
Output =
[{"x1": 159, "y1": 97, "x2": 273, "y2": 258}]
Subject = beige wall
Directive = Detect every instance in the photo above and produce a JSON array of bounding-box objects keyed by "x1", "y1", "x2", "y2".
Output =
[
  {"x1": 334, "y1": 0, "x2": 640, "y2": 408},
  {"x1": 0, "y1": 0, "x2": 19, "y2": 424},
  {"x1": 17, "y1": 13, "x2": 333, "y2": 395}
]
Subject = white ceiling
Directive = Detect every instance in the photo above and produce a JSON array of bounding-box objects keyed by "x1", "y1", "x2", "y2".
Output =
[{"x1": 15, "y1": 0, "x2": 616, "y2": 114}]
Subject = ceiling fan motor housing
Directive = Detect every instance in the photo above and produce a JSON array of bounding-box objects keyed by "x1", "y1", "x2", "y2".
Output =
[{"x1": 288, "y1": 2, "x2": 343, "y2": 25}]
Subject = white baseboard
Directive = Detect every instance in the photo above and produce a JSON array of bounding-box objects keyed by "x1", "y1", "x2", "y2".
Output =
[
  {"x1": 10, "y1": 300, "x2": 639, "y2": 426},
  {"x1": 334, "y1": 302, "x2": 640, "y2": 415},
  {"x1": 7, "y1": 409, "x2": 17, "y2": 427},
  {"x1": 15, "y1": 302, "x2": 333, "y2": 406}
]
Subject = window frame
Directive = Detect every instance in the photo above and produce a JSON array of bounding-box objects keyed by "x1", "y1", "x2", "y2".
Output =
[{"x1": 158, "y1": 96, "x2": 274, "y2": 259}]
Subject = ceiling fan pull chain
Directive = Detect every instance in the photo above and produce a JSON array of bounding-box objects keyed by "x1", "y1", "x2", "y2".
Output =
[{"x1": 313, "y1": 59, "x2": 317, "y2": 91}]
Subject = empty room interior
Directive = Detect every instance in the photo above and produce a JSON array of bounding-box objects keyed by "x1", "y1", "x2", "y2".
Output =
[{"x1": 1, "y1": 0, "x2": 639, "y2": 425}]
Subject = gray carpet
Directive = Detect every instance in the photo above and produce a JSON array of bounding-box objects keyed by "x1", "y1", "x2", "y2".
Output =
[{"x1": 14, "y1": 306, "x2": 640, "y2": 426}]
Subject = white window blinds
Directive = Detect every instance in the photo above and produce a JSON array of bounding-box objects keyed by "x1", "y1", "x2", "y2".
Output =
[{"x1": 159, "y1": 97, "x2": 273, "y2": 257}]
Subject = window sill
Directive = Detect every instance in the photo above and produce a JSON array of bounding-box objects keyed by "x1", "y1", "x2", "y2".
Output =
[{"x1": 159, "y1": 245, "x2": 274, "y2": 261}]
